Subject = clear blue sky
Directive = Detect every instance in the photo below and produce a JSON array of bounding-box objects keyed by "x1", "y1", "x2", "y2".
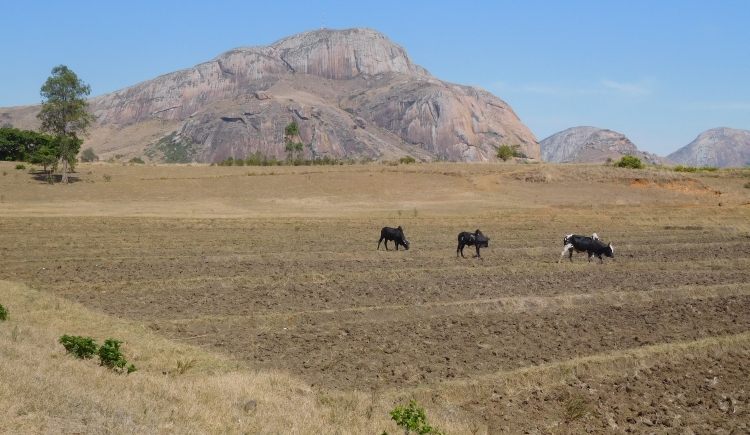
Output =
[{"x1": 2, "y1": 0, "x2": 748, "y2": 156}]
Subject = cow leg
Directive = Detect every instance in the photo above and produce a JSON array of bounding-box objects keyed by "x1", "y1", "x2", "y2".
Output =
[
  {"x1": 457, "y1": 243, "x2": 465, "y2": 258},
  {"x1": 384, "y1": 240, "x2": 389, "y2": 251},
  {"x1": 476, "y1": 245, "x2": 481, "y2": 258},
  {"x1": 559, "y1": 244, "x2": 573, "y2": 263},
  {"x1": 377, "y1": 237, "x2": 383, "y2": 250},
  {"x1": 395, "y1": 242, "x2": 399, "y2": 251}
]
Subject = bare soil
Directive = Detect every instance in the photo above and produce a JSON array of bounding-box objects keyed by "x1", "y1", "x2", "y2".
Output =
[{"x1": 2, "y1": 161, "x2": 750, "y2": 433}]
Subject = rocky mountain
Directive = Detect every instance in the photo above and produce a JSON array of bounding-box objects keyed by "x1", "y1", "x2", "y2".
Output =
[
  {"x1": 540, "y1": 126, "x2": 669, "y2": 165},
  {"x1": 1, "y1": 28, "x2": 539, "y2": 163},
  {"x1": 667, "y1": 127, "x2": 750, "y2": 168}
]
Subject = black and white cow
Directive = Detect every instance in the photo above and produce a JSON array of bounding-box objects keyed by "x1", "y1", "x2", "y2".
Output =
[
  {"x1": 457, "y1": 229, "x2": 490, "y2": 258},
  {"x1": 558, "y1": 233, "x2": 614, "y2": 263},
  {"x1": 377, "y1": 226, "x2": 410, "y2": 251}
]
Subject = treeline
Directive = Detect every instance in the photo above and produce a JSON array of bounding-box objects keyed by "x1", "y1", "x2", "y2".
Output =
[
  {"x1": 214, "y1": 152, "x2": 366, "y2": 167},
  {"x1": 1, "y1": 126, "x2": 82, "y2": 177},
  {"x1": 0, "y1": 127, "x2": 52, "y2": 161}
]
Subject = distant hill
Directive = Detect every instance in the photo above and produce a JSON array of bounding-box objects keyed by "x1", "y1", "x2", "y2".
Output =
[
  {"x1": 0, "y1": 28, "x2": 538, "y2": 163},
  {"x1": 540, "y1": 126, "x2": 670, "y2": 165},
  {"x1": 667, "y1": 127, "x2": 750, "y2": 168}
]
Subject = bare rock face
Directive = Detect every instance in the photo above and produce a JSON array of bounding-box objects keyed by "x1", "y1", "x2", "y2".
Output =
[
  {"x1": 540, "y1": 127, "x2": 668, "y2": 165},
  {"x1": 3, "y1": 28, "x2": 539, "y2": 163},
  {"x1": 667, "y1": 128, "x2": 750, "y2": 168},
  {"x1": 270, "y1": 28, "x2": 430, "y2": 79}
]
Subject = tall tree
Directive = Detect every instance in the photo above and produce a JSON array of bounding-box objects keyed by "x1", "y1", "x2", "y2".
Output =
[
  {"x1": 37, "y1": 65, "x2": 96, "y2": 183},
  {"x1": 284, "y1": 121, "x2": 304, "y2": 164}
]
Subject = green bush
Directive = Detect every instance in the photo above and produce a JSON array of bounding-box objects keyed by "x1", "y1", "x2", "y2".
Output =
[
  {"x1": 399, "y1": 156, "x2": 417, "y2": 164},
  {"x1": 671, "y1": 165, "x2": 718, "y2": 172},
  {"x1": 15, "y1": 164, "x2": 26, "y2": 170},
  {"x1": 385, "y1": 400, "x2": 445, "y2": 435},
  {"x1": 98, "y1": 338, "x2": 137, "y2": 373},
  {"x1": 744, "y1": 182, "x2": 750, "y2": 189},
  {"x1": 59, "y1": 335, "x2": 98, "y2": 359},
  {"x1": 614, "y1": 155, "x2": 644, "y2": 169},
  {"x1": 0, "y1": 302, "x2": 8, "y2": 321},
  {"x1": 673, "y1": 165, "x2": 697, "y2": 172},
  {"x1": 497, "y1": 145, "x2": 521, "y2": 161},
  {"x1": 128, "y1": 157, "x2": 145, "y2": 164},
  {"x1": 80, "y1": 147, "x2": 99, "y2": 162}
]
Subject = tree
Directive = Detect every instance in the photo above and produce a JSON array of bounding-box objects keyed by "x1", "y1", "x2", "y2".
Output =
[
  {"x1": 80, "y1": 147, "x2": 98, "y2": 162},
  {"x1": 0, "y1": 127, "x2": 51, "y2": 161},
  {"x1": 284, "y1": 121, "x2": 304, "y2": 164},
  {"x1": 29, "y1": 145, "x2": 58, "y2": 183},
  {"x1": 497, "y1": 144, "x2": 522, "y2": 161},
  {"x1": 37, "y1": 65, "x2": 96, "y2": 183}
]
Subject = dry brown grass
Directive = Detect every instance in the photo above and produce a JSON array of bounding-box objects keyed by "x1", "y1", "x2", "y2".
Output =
[{"x1": 1, "y1": 280, "x2": 461, "y2": 435}]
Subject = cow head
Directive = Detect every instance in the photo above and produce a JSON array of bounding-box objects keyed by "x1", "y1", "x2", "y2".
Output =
[
  {"x1": 398, "y1": 226, "x2": 410, "y2": 250},
  {"x1": 402, "y1": 238, "x2": 410, "y2": 250},
  {"x1": 475, "y1": 230, "x2": 489, "y2": 248},
  {"x1": 604, "y1": 243, "x2": 614, "y2": 259}
]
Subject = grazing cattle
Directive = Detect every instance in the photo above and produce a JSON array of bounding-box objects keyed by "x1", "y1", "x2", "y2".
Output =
[
  {"x1": 377, "y1": 226, "x2": 410, "y2": 251},
  {"x1": 559, "y1": 234, "x2": 614, "y2": 263},
  {"x1": 457, "y1": 229, "x2": 490, "y2": 258}
]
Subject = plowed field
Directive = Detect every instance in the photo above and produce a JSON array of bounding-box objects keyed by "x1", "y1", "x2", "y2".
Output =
[{"x1": 2, "y1": 161, "x2": 750, "y2": 433}]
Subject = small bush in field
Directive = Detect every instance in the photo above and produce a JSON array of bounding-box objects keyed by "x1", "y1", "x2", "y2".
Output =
[
  {"x1": 744, "y1": 182, "x2": 750, "y2": 189},
  {"x1": 98, "y1": 338, "x2": 137, "y2": 373},
  {"x1": 614, "y1": 155, "x2": 644, "y2": 169},
  {"x1": 15, "y1": 164, "x2": 26, "y2": 170},
  {"x1": 384, "y1": 400, "x2": 445, "y2": 435},
  {"x1": 128, "y1": 157, "x2": 145, "y2": 164},
  {"x1": 0, "y1": 302, "x2": 8, "y2": 321},
  {"x1": 399, "y1": 156, "x2": 416, "y2": 164},
  {"x1": 497, "y1": 144, "x2": 522, "y2": 161},
  {"x1": 59, "y1": 335, "x2": 98, "y2": 359}
]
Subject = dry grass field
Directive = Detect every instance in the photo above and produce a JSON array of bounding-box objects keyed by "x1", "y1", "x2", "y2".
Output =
[{"x1": 2, "y1": 160, "x2": 750, "y2": 434}]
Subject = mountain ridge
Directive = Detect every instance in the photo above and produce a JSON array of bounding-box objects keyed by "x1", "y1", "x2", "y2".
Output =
[
  {"x1": 667, "y1": 127, "x2": 750, "y2": 168},
  {"x1": 540, "y1": 126, "x2": 670, "y2": 165},
  {"x1": 0, "y1": 28, "x2": 539, "y2": 163}
]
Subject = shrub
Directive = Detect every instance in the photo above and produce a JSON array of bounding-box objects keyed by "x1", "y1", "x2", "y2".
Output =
[
  {"x1": 80, "y1": 147, "x2": 99, "y2": 162},
  {"x1": 673, "y1": 165, "x2": 697, "y2": 172},
  {"x1": 103, "y1": 174, "x2": 112, "y2": 182},
  {"x1": 128, "y1": 157, "x2": 145, "y2": 164},
  {"x1": 15, "y1": 164, "x2": 26, "y2": 170},
  {"x1": 0, "y1": 302, "x2": 8, "y2": 321},
  {"x1": 98, "y1": 338, "x2": 136, "y2": 373},
  {"x1": 386, "y1": 400, "x2": 445, "y2": 435},
  {"x1": 399, "y1": 156, "x2": 417, "y2": 164},
  {"x1": 614, "y1": 155, "x2": 644, "y2": 169},
  {"x1": 744, "y1": 182, "x2": 750, "y2": 189},
  {"x1": 564, "y1": 396, "x2": 590, "y2": 422},
  {"x1": 497, "y1": 144, "x2": 521, "y2": 161},
  {"x1": 59, "y1": 335, "x2": 98, "y2": 359}
]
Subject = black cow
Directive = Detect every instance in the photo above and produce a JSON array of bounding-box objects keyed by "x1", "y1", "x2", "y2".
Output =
[
  {"x1": 457, "y1": 229, "x2": 489, "y2": 258},
  {"x1": 558, "y1": 234, "x2": 614, "y2": 263},
  {"x1": 377, "y1": 226, "x2": 410, "y2": 251}
]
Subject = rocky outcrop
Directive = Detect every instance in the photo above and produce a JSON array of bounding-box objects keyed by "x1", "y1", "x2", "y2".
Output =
[
  {"x1": 540, "y1": 127, "x2": 668, "y2": 165},
  {"x1": 270, "y1": 28, "x2": 430, "y2": 79},
  {"x1": 667, "y1": 127, "x2": 750, "y2": 168},
  {"x1": 1, "y1": 28, "x2": 539, "y2": 163}
]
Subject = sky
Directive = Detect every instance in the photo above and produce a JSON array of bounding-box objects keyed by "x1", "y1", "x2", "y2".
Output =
[{"x1": 1, "y1": 0, "x2": 748, "y2": 156}]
